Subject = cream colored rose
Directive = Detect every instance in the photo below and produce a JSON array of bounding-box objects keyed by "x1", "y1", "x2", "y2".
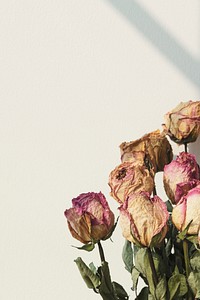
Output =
[
  {"x1": 119, "y1": 192, "x2": 169, "y2": 247},
  {"x1": 163, "y1": 100, "x2": 200, "y2": 144},
  {"x1": 64, "y1": 192, "x2": 115, "y2": 244},
  {"x1": 172, "y1": 187, "x2": 200, "y2": 237},
  {"x1": 120, "y1": 129, "x2": 173, "y2": 173},
  {"x1": 108, "y1": 161, "x2": 155, "y2": 204}
]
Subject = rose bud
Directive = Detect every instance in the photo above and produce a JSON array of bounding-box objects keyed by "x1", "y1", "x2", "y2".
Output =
[
  {"x1": 175, "y1": 180, "x2": 200, "y2": 204},
  {"x1": 120, "y1": 129, "x2": 173, "y2": 173},
  {"x1": 108, "y1": 161, "x2": 155, "y2": 204},
  {"x1": 64, "y1": 192, "x2": 115, "y2": 244},
  {"x1": 172, "y1": 186, "x2": 200, "y2": 237},
  {"x1": 119, "y1": 192, "x2": 169, "y2": 247},
  {"x1": 163, "y1": 100, "x2": 200, "y2": 144},
  {"x1": 163, "y1": 152, "x2": 200, "y2": 204}
]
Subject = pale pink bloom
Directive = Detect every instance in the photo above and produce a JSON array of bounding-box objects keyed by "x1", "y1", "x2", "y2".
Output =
[
  {"x1": 64, "y1": 192, "x2": 114, "y2": 243},
  {"x1": 163, "y1": 152, "x2": 200, "y2": 204},
  {"x1": 172, "y1": 187, "x2": 200, "y2": 236},
  {"x1": 163, "y1": 100, "x2": 200, "y2": 144},
  {"x1": 119, "y1": 192, "x2": 169, "y2": 247},
  {"x1": 108, "y1": 161, "x2": 155, "y2": 204}
]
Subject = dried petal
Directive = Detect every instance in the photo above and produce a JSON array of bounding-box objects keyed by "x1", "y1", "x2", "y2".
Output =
[
  {"x1": 119, "y1": 192, "x2": 169, "y2": 247},
  {"x1": 163, "y1": 101, "x2": 200, "y2": 144},
  {"x1": 108, "y1": 162, "x2": 155, "y2": 204},
  {"x1": 120, "y1": 129, "x2": 173, "y2": 173},
  {"x1": 64, "y1": 192, "x2": 115, "y2": 243},
  {"x1": 163, "y1": 152, "x2": 200, "y2": 204}
]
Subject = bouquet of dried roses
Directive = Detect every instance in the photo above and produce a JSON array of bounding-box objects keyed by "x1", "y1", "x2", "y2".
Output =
[{"x1": 64, "y1": 101, "x2": 200, "y2": 300}]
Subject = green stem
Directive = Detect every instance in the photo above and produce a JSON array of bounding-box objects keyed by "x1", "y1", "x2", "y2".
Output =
[
  {"x1": 183, "y1": 240, "x2": 190, "y2": 277},
  {"x1": 97, "y1": 241, "x2": 116, "y2": 300},
  {"x1": 183, "y1": 240, "x2": 192, "y2": 300},
  {"x1": 98, "y1": 241, "x2": 106, "y2": 263},
  {"x1": 184, "y1": 143, "x2": 188, "y2": 153},
  {"x1": 147, "y1": 248, "x2": 158, "y2": 289},
  {"x1": 153, "y1": 185, "x2": 157, "y2": 196}
]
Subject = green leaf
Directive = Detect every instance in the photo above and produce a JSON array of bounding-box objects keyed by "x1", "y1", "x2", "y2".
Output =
[
  {"x1": 177, "y1": 220, "x2": 193, "y2": 241},
  {"x1": 122, "y1": 240, "x2": 134, "y2": 273},
  {"x1": 134, "y1": 248, "x2": 155, "y2": 297},
  {"x1": 168, "y1": 274, "x2": 188, "y2": 300},
  {"x1": 72, "y1": 242, "x2": 95, "y2": 252},
  {"x1": 74, "y1": 257, "x2": 100, "y2": 289},
  {"x1": 190, "y1": 251, "x2": 200, "y2": 271},
  {"x1": 98, "y1": 261, "x2": 117, "y2": 300},
  {"x1": 112, "y1": 281, "x2": 129, "y2": 300},
  {"x1": 188, "y1": 271, "x2": 200, "y2": 298},
  {"x1": 136, "y1": 287, "x2": 149, "y2": 300},
  {"x1": 89, "y1": 262, "x2": 97, "y2": 274},
  {"x1": 155, "y1": 277, "x2": 167, "y2": 300},
  {"x1": 186, "y1": 234, "x2": 198, "y2": 244},
  {"x1": 165, "y1": 238, "x2": 172, "y2": 257},
  {"x1": 131, "y1": 267, "x2": 140, "y2": 291}
]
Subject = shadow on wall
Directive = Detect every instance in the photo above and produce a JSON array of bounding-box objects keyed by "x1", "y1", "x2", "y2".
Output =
[{"x1": 105, "y1": 0, "x2": 200, "y2": 89}]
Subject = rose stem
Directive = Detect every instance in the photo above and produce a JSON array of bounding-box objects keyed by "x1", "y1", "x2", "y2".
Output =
[
  {"x1": 183, "y1": 240, "x2": 192, "y2": 300},
  {"x1": 153, "y1": 186, "x2": 157, "y2": 196},
  {"x1": 97, "y1": 241, "x2": 116, "y2": 300},
  {"x1": 184, "y1": 143, "x2": 188, "y2": 153},
  {"x1": 98, "y1": 241, "x2": 106, "y2": 263},
  {"x1": 147, "y1": 248, "x2": 158, "y2": 288}
]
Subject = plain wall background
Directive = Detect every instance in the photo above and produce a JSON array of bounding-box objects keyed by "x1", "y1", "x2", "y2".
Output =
[{"x1": 1, "y1": 1, "x2": 200, "y2": 299}]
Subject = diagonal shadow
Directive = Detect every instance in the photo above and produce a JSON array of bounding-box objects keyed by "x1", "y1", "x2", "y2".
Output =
[{"x1": 105, "y1": 0, "x2": 200, "y2": 88}]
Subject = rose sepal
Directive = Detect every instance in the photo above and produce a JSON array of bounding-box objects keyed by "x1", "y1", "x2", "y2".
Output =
[{"x1": 72, "y1": 241, "x2": 96, "y2": 252}]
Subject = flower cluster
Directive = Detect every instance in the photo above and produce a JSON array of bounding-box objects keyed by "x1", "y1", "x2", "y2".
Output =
[{"x1": 64, "y1": 100, "x2": 200, "y2": 300}]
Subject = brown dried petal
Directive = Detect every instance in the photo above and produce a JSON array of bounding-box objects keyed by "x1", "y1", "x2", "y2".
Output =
[
  {"x1": 120, "y1": 129, "x2": 173, "y2": 173},
  {"x1": 108, "y1": 161, "x2": 155, "y2": 204},
  {"x1": 163, "y1": 100, "x2": 200, "y2": 144}
]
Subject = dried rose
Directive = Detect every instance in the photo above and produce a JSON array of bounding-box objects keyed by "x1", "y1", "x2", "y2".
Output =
[
  {"x1": 64, "y1": 192, "x2": 115, "y2": 244},
  {"x1": 163, "y1": 152, "x2": 200, "y2": 204},
  {"x1": 108, "y1": 161, "x2": 155, "y2": 204},
  {"x1": 172, "y1": 186, "x2": 200, "y2": 238},
  {"x1": 120, "y1": 129, "x2": 173, "y2": 173},
  {"x1": 119, "y1": 192, "x2": 169, "y2": 247},
  {"x1": 163, "y1": 100, "x2": 200, "y2": 144}
]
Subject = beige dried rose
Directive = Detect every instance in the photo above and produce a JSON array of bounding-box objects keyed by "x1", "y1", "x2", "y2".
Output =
[
  {"x1": 120, "y1": 129, "x2": 173, "y2": 173},
  {"x1": 64, "y1": 192, "x2": 115, "y2": 244},
  {"x1": 163, "y1": 152, "x2": 200, "y2": 204},
  {"x1": 163, "y1": 100, "x2": 200, "y2": 144},
  {"x1": 119, "y1": 192, "x2": 169, "y2": 247},
  {"x1": 108, "y1": 161, "x2": 155, "y2": 204},
  {"x1": 172, "y1": 186, "x2": 200, "y2": 239}
]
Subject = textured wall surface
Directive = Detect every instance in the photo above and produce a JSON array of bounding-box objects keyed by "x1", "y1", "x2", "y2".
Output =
[{"x1": 1, "y1": 1, "x2": 200, "y2": 299}]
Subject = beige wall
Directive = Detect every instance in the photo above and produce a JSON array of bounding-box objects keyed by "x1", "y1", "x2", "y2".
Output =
[{"x1": 1, "y1": 1, "x2": 200, "y2": 299}]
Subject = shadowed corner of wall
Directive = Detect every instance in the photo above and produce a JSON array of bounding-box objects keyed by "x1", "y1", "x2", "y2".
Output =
[{"x1": 105, "y1": 0, "x2": 200, "y2": 89}]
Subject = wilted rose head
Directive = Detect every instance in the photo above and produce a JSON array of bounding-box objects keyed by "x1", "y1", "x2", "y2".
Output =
[
  {"x1": 163, "y1": 152, "x2": 200, "y2": 204},
  {"x1": 163, "y1": 100, "x2": 200, "y2": 144},
  {"x1": 64, "y1": 192, "x2": 115, "y2": 244},
  {"x1": 120, "y1": 129, "x2": 173, "y2": 173},
  {"x1": 119, "y1": 192, "x2": 169, "y2": 247},
  {"x1": 108, "y1": 161, "x2": 155, "y2": 204},
  {"x1": 172, "y1": 186, "x2": 200, "y2": 237}
]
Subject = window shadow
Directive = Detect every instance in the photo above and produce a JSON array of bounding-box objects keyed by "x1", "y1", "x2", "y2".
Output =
[{"x1": 105, "y1": 0, "x2": 200, "y2": 88}]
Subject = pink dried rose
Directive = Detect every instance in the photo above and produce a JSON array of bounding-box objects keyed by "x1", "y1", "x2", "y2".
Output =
[
  {"x1": 163, "y1": 100, "x2": 200, "y2": 144},
  {"x1": 172, "y1": 186, "x2": 200, "y2": 240},
  {"x1": 64, "y1": 192, "x2": 115, "y2": 244},
  {"x1": 119, "y1": 192, "x2": 169, "y2": 247},
  {"x1": 120, "y1": 129, "x2": 173, "y2": 173},
  {"x1": 108, "y1": 161, "x2": 155, "y2": 204},
  {"x1": 163, "y1": 152, "x2": 200, "y2": 204}
]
